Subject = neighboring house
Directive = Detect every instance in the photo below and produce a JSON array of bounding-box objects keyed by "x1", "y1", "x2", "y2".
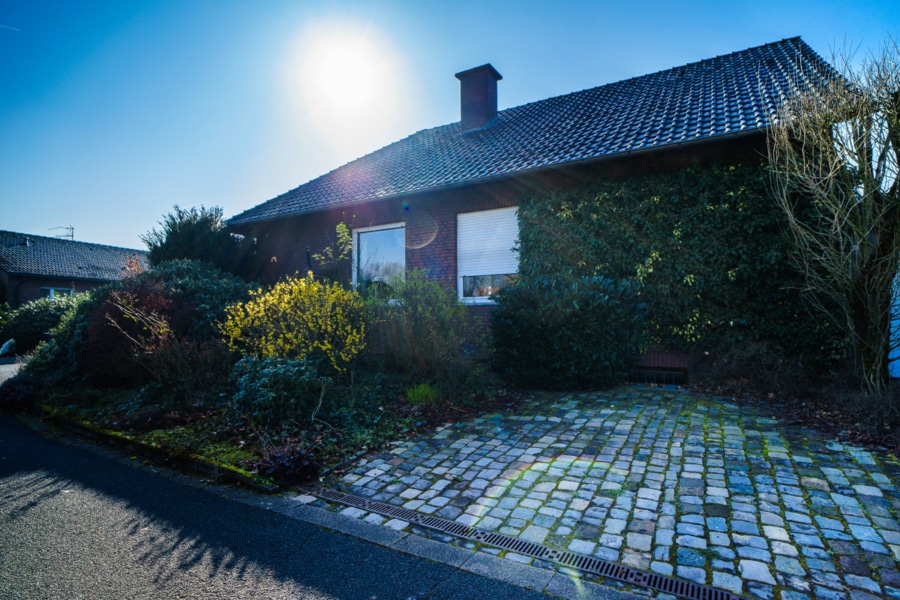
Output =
[
  {"x1": 0, "y1": 231, "x2": 149, "y2": 308},
  {"x1": 230, "y1": 37, "x2": 836, "y2": 315}
]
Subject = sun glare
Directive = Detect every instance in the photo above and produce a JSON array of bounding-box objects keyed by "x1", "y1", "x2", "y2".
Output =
[{"x1": 282, "y1": 21, "x2": 413, "y2": 160}]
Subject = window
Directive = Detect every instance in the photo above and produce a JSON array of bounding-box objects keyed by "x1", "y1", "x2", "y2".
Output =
[
  {"x1": 40, "y1": 287, "x2": 74, "y2": 300},
  {"x1": 457, "y1": 206, "x2": 518, "y2": 303},
  {"x1": 352, "y1": 223, "x2": 405, "y2": 292}
]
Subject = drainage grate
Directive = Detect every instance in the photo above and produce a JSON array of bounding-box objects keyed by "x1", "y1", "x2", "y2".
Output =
[{"x1": 302, "y1": 486, "x2": 746, "y2": 600}]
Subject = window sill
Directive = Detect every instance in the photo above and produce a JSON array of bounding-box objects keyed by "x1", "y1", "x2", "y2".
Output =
[{"x1": 460, "y1": 297, "x2": 497, "y2": 306}]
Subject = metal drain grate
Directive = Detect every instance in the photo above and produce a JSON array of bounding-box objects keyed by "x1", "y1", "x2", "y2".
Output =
[{"x1": 303, "y1": 486, "x2": 746, "y2": 600}]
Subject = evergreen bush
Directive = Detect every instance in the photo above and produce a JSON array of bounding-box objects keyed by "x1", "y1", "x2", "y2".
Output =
[
  {"x1": 0, "y1": 295, "x2": 83, "y2": 354},
  {"x1": 492, "y1": 276, "x2": 648, "y2": 389},
  {"x1": 230, "y1": 357, "x2": 330, "y2": 426}
]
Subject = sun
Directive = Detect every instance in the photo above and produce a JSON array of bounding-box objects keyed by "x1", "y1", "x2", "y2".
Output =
[
  {"x1": 301, "y1": 30, "x2": 384, "y2": 115},
  {"x1": 282, "y1": 21, "x2": 412, "y2": 159}
]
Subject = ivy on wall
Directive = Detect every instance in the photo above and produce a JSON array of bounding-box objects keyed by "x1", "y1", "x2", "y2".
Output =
[{"x1": 516, "y1": 162, "x2": 843, "y2": 367}]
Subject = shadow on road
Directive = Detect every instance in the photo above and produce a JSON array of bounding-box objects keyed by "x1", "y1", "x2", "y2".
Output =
[{"x1": 0, "y1": 415, "x2": 544, "y2": 599}]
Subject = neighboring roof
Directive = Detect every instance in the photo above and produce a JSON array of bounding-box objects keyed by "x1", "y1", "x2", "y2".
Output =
[
  {"x1": 0, "y1": 231, "x2": 149, "y2": 282},
  {"x1": 231, "y1": 37, "x2": 838, "y2": 227}
]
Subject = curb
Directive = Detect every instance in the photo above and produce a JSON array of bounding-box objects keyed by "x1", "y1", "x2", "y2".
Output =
[{"x1": 37, "y1": 407, "x2": 280, "y2": 494}]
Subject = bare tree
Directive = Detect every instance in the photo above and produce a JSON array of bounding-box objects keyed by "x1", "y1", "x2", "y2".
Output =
[{"x1": 768, "y1": 37, "x2": 900, "y2": 394}]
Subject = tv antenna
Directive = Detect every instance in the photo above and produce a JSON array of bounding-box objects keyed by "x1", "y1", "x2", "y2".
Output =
[{"x1": 49, "y1": 226, "x2": 74, "y2": 240}]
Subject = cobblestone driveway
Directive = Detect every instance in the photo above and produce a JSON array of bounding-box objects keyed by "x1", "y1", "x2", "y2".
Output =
[{"x1": 313, "y1": 388, "x2": 900, "y2": 599}]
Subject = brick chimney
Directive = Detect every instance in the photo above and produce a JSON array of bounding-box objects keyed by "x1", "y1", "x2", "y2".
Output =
[{"x1": 455, "y1": 63, "x2": 502, "y2": 132}]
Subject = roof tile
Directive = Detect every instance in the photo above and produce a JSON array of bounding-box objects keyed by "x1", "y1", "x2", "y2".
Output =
[{"x1": 0, "y1": 231, "x2": 148, "y2": 282}]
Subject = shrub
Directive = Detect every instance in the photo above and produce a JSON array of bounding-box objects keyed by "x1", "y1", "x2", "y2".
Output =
[
  {"x1": 0, "y1": 295, "x2": 84, "y2": 354},
  {"x1": 23, "y1": 292, "x2": 100, "y2": 383},
  {"x1": 250, "y1": 440, "x2": 319, "y2": 484},
  {"x1": 136, "y1": 260, "x2": 252, "y2": 341},
  {"x1": 220, "y1": 272, "x2": 366, "y2": 374},
  {"x1": 311, "y1": 221, "x2": 353, "y2": 285},
  {"x1": 365, "y1": 270, "x2": 477, "y2": 394},
  {"x1": 491, "y1": 276, "x2": 648, "y2": 390},
  {"x1": 0, "y1": 303, "x2": 10, "y2": 330},
  {"x1": 81, "y1": 280, "x2": 191, "y2": 386},
  {"x1": 142, "y1": 205, "x2": 261, "y2": 280},
  {"x1": 230, "y1": 357, "x2": 330, "y2": 426},
  {"x1": 24, "y1": 260, "x2": 250, "y2": 392}
]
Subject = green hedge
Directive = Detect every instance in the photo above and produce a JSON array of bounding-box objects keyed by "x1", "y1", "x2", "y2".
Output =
[
  {"x1": 0, "y1": 295, "x2": 83, "y2": 354},
  {"x1": 492, "y1": 276, "x2": 648, "y2": 389},
  {"x1": 515, "y1": 162, "x2": 843, "y2": 369}
]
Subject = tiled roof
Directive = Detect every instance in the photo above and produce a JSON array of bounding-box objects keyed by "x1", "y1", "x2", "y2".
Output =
[
  {"x1": 230, "y1": 37, "x2": 837, "y2": 226},
  {"x1": 0, "y1": 231, "x2": 149, "y2": 282}
]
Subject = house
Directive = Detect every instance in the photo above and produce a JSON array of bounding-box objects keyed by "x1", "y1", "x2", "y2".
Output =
[
  {"x1": 0, "y1": 231, "x2": 149, "y2": 308},
  {"x1": 230, "y1": 37, "x2": 836, "y2": 311},
  {"x1": 229, "y1": 37, "x2": 839, "y2": 380}
]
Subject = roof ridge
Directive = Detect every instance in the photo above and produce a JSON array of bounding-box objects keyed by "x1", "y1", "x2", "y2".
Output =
[{"x1": 495, "y1": 37, "x2": 810, "y2": 114}]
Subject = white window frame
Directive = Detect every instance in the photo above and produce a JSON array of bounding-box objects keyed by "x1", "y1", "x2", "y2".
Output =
[
  {"x1": 351, "y1": 222, "x2": 406, "y2": 289},
  {"x1": 457, "y1": 206, "x2": 519, "y2": 305},
  {"x1": 40, "y1": 287, "x2": 74, "y2": 300}
]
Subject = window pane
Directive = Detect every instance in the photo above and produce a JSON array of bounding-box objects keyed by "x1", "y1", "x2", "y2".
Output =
[
  {"x1": 462, "y1": 274, "x2": 517, "y2": 298},
  {"x1": 357, "y1": 227, "x2": 405, "y2": 286}
]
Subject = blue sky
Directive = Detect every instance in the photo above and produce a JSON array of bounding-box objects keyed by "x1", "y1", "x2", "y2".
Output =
[{"x1": 1, "y1": 1, "x2": 897, "y2": 249}]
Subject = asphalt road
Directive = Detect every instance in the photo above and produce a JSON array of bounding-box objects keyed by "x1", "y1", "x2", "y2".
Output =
[
  {"x1": 0, "y1": 415, "x2": 557, "y2": 600},
  {"x1": 0, "y1": 362, "x2": 18, "y2": 386}
]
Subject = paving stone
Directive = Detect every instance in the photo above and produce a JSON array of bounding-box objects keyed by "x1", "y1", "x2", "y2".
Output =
[
  {"x1": 737, "y1": 546, "x2": 771, "y2": 561},
  {"x1": 774, "y1": 556, "x2": 806, "y2": 577},
  {"x1": 813, "y1": 586, "x2": 848, "y2": 600},
  {"x1": 568, "y1": 539, "x2": 596, "y2": 555},
  {"x1": 844, "y1": 574, "x2": 881, "y2": 594},
  {"x1": 676, "y1": 565, "x2": 707, "y2": 584},
  {"x1": 675, "y1": 547, "x2": 705, "y2": 567},
  {"x1": 745, "y1": 581, "x2": 775, "y2": 600},
  {"x1": 740, "y1": 560, "x2": 776, "y2": 585},
  {"x1": 762, "y1": 525, "x2": 790, "y2": 541},
  {"x1": 780, "y1": 592, "x2": 811, "y2": 600},
  {"x1": 676, "y1": 522, "x2": 705, "y2": 536},
  {"x1": 829, "y1": 540, "x2": 862, "y2": 555},
  {"x1": 519, "y1": 525, "x2": 550, "y2": 544},
  {"x1": 676, "y1": 535, "x2": 707, "y2": 549},
  {"x1": 574, "y1": 523, "x2": 601, "y2": 539},
  {"x1": 621, "y1": 548, "x2": 651, "y2": 570}
]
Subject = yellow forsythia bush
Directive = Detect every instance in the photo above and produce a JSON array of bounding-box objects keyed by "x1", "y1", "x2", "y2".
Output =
[{"x1": 219, "y1": 272, "x2": 366, "y2": 373}]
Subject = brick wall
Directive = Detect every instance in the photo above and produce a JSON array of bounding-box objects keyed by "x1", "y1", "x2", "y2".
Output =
[{"x1": 253, "y1": 180, "x2": 525, "y2": 294}]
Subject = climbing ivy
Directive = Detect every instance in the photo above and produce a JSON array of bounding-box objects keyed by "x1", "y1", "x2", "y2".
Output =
[{"x1": 515, "y1": 162, "x2": 844, "y2": 368}]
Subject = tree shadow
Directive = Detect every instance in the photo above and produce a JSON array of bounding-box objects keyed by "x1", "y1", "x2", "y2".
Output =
[{"x1": 0, "y1": 415, "x2": 496, "y2": 599}]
